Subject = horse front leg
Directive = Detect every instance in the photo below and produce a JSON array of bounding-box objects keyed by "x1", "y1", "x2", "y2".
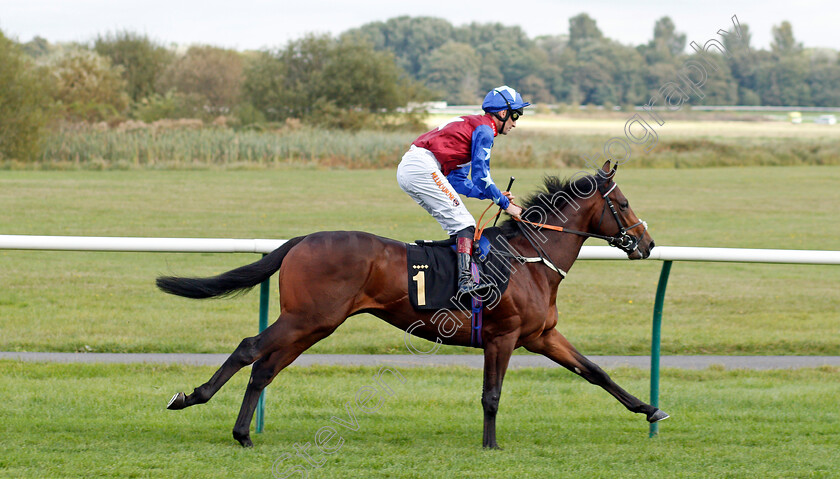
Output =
[
  {"x1": 481, "y1": 332, "x2": 518, "y2": 449},
  {"x1": 525, "y1": 328, "x2": 669, "y2": 424}
]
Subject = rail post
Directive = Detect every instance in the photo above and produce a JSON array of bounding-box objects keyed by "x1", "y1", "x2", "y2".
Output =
[
  {"x1": 649, "y1": 260, "x2": 673, "y2": 438},
  {"x1": 255, "y1": 255, "x2": 270, "y2": 434}
]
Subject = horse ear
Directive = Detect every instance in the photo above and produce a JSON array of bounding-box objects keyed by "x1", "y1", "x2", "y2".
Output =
[{"x1": 599, "y1": 160, "x2": 615, "y2": 182}]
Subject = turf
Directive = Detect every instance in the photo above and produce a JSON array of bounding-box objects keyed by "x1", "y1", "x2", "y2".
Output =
[
  {"x1": 0, "y1": 361, "x2": 838, "y2": 478},
  {"x1": 1, "y1": 167, "x2": 839, "y2": 355}
]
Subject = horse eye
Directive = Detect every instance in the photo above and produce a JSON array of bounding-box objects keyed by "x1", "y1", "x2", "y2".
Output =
[{"x1": 619, "y1": 201, "x2": 629, "y2": 210}]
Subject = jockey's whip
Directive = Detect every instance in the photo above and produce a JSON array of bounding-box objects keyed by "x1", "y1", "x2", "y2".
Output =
[{"x1": 493, "y1": 177, "x2": 515, "y2": 227}]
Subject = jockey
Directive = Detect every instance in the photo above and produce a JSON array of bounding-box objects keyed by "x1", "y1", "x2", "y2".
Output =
[{"x1": 397, "y1": 86, "x2": 529, "y2": 295}]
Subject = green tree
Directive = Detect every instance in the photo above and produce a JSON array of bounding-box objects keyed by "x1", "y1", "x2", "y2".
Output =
[
  {"x1": 519, "y1": 74, "x2": 554, "y2": 103},
  {"x1": 343, "y1": 16, "x2": 454, "y2": 77},
  {"x1": 552, "y1": 14, "x2": 652, "y2": 106},
  {"x1": 94, "y1": 31, "x2": 172, "y2": 102},
  {"x1": 0, "y1": 30, "x2": 53, "y2": 161},
  {"x1": 759, "y1": 22, "x2": 810, "y2": 105},
  {"x1": 568, "y1": 13, "x2": 603, "y2": 50},
  {"x1": 419, "y1": 42, "x2": 481, "y2": 104},
  {"x1": 321, "y1": 38, "x2": 418, "y2": 112},
  {"x1": 253, "y1": 34, "x2": 331, "y2": 120},
  {"x1": 722, "y1": 20, "x2": 754, "y2": 55},
  {"x1": 456, "y1": 23, "x2": 542, "y2": 91},
  {"x1": 643, "y1": 61, "x2": 679, "y2": 96},
  {"x1": 722, "y1": 22, "x2": 760, "y2": 104},
  {"x1": 45, "y1": 47, "x2": 129, "y2": 122},
  {"x1": 808, "y1": 51, "x2": 840, "y2": 107},
  {"x1": 654, "y1": 17, "x2": 686, "y2": 57},
  {"x1": 244, "y1": 35, "x2": 426, "y2": 127},
  {"x1": 242, "y1": 50, "x2": 287, "y2": 122},
  {"x1": 21, "y1": 36, "x2": 52, "y2": 58},
  {"x1": 534, "y1": 35, "x2": 568, "y2": 102},
  {"x1": 771, "y1": 21, "x2": 802, "y2": 55},
  {"x1": 157, "y1": 45, "x2": 245, "y2": 113},
  {"x1": 133, "y1": 91, "x2": 206, "y2": 122},
  {"x1": 757, "y1": 53, "x2": 812, "y2": 106},
  {"x1": 640, "y1": 17, "x2": 686, "y2": 64},
  {"x1": 559, "y1": 38, "x2": 645, "y2": 106},
  {"x1": 691, "y1": 53, "x2": 739, "y2": 105}
]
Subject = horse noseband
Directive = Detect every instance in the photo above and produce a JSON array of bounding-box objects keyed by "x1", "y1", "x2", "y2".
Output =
[
  {"x1": 599, "y1": 181, "x2": 648, "y2": 254},
  {"x1": 610, "y1": 220, "x2": 647, "y2": 254}
]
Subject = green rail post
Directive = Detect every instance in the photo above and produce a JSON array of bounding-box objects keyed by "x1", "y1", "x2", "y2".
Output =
[
  {"x1": 649, "y1": 260, "x2": 673, "y2": 438},
  {"x1": 256, "y1": 255, "x2": 270, "y2": 434}
]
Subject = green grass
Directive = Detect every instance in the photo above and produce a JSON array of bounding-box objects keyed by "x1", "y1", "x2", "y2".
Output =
[
  {"x1": 1, "y1": 361, "x2": 839, "y2": 478},
  {"x1": 1, "y1": 167, "x2": 839, "y2": 355}
]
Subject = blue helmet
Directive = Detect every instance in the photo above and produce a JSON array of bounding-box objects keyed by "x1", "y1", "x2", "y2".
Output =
[{"x1": 481, "y1": 86, "x2": 531, "y2": 113}]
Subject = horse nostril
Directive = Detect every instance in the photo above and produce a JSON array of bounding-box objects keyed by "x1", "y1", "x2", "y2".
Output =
[{"x1": 649, "y1": 240, "x2": 656, "y2": 250}]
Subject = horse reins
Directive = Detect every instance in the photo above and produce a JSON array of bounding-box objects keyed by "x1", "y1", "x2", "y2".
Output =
[
  {"x1": 475, "y1": 180, "x2": 649, "y2": 278},
  {"x1": 515, "y1": 181, "x2": 649, "y2": 253}
]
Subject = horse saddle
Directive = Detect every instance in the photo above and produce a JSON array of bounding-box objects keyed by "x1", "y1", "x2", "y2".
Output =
[{"x1": 406, "y1": 227, "x2": 512, "y2": 311}]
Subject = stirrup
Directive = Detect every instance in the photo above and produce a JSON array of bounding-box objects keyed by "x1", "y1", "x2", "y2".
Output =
[{"x1": 458, "y1": 278, "x2": 492, "y2": 296}]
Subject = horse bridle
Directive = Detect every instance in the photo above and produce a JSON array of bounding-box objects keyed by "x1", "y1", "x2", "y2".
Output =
[
  {"x1": 508, "y1": 179, "x2": 649, "y2": 275},
  {"x1": 594, "y1": 181, "x2": 649, "y2": 254}
]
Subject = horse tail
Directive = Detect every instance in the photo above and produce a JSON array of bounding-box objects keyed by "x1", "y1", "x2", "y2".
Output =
[{"x1": 156, "y1": 236, "x2": 307, "y2": 299}]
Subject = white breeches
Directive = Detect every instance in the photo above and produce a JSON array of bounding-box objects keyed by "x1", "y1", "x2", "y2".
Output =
[{"x1": 397, "y1": 145, "x2": 475, "y2": 236}]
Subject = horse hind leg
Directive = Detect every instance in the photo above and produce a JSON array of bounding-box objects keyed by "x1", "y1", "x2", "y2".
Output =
[
  {"x1": 167, "y1": 311, "x2": 311, "y2": 411},
  {"x1": 231, "y1": 350, "x2": 293, "y2": 447},
  {"x1": 230, "y1": 318, "x2": 345, "y2": 447},
  {"x1": 167, "y1": 334, "x2": 263, "y2": 410},
  {"x1": 525, "y1": 328, "x2": 668, "y2": 423}
]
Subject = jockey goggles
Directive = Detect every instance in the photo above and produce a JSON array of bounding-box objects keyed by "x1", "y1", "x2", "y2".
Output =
[{"x1": 495, "y1": 94, "x2": 524, "y2": 122}]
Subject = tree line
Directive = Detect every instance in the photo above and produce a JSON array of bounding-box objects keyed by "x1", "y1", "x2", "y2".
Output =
[
  {"x1": 346, "y1": 14, "x2": 840, "y2": 108},
  {"x1": 2, "y1": 14, "x2": 839, "y2": 161}
]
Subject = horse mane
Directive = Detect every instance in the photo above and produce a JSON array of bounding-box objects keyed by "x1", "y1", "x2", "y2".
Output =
[{"x1": 499, "y1": 173, "x2": 607, "y2": 239}]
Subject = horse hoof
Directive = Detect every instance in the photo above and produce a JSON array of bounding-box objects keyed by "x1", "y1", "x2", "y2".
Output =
[
  {"x1": 167, "y1": 392, "x2": 187, "y2": 410},
  {"x1": 648, "y1": 409, "x2": 670, "y2": 423},
  {"x1": 233, "y1": 430, "x2": 253, "y2": 448}
]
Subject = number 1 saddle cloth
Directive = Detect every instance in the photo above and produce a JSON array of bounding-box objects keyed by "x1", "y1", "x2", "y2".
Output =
[{"x1": 405, "y1": 227, "x2": 513, "y2": 311}]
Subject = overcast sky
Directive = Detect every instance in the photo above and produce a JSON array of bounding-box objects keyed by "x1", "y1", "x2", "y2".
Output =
[{"x1": 1, "y1": 0, "x2": 838, "y2": 52}]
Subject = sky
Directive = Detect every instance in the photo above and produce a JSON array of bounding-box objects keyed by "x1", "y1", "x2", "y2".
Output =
[{"x1": 1, "y1": 0, "x2": 838, "y2": 52}]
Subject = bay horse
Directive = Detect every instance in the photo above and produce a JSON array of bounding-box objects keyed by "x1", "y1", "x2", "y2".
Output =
[{"x1": 158, "y1": 161, "x2": 667, "y2": 448}]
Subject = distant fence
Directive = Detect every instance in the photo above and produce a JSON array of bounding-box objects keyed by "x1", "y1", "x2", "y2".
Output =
[
  {"x1": 2, "y1": 234, "x2": 839, "y2": 437},
  {"x1": 422, "y1": 103, "x2": 840, "y2": 115}
]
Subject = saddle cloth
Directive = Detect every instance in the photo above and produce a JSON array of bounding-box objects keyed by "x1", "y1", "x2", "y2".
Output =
[{"x1": 406, "y1": 227, "x2": 513, "y2": 311}]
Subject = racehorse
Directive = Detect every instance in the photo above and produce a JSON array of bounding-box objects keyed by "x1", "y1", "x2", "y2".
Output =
[{"x1": 158, "y1": 161, "x2": 667, "y2": 448}]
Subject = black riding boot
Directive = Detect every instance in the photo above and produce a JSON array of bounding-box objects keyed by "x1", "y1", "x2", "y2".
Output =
[{"x1": 455, "y1": 228, "x2": 489, "y2": 296}]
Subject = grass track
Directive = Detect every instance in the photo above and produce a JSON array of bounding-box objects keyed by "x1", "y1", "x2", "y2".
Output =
[{"x1": 1, "y1": 362, "x2": 838, "y2": 478}]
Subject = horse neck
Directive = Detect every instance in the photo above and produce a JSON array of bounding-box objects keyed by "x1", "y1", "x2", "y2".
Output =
[{"x1": 510, "y1": 209, "x2": 590, "y2": 288}]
